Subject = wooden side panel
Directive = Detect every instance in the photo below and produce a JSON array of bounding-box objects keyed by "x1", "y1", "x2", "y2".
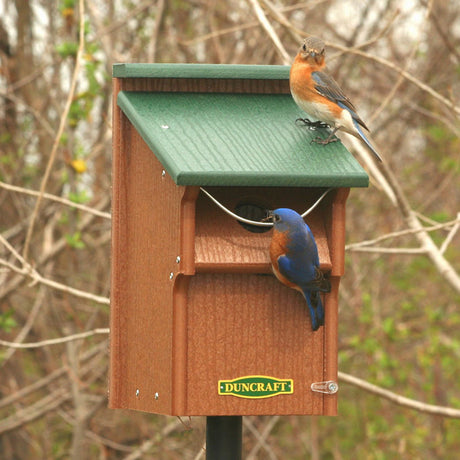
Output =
[
  {"x1": 109, "y1": 114, "x2": 187, "y2": 414},
  {"x1": 327, "y1": 188, "x2": 350, "y2": 277},
  {"x1": 183, "y1": 273, "x2": 336, "y2": 416},
  {"x1": 321, "y1": 187, "x2": 350, "y2": 415},
  {"x1": 194, "y1": 187, "x2": 332, "y2": 273}
]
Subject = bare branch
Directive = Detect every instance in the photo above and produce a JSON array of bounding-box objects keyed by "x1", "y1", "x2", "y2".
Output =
[
  {"x1": 0, "y1": 388, "x2": 71, "y2": 434},
  {"x1": 246, "y1": 0, "x2": 291, "y2": 64},
  {"x1": 331, "y1": 44, "x2": 460, "y2": 117},
  {"x1": 0, "y1": 181, "x2": 111, "y2": 219},
  {"x1": 346, "y1": 217, "x2": 460, "y2": 250},
  {"x1": 339, "y1": 371, "x2": 460, "y2": 419},
  {"x1": 22, "y1": 0, "x2": 86, "y2": 261},
  {"x1": 351, "y1": 140, "x2": 460, "y2": 294},
  {"x1": 0, "y1": 328, "x2": 109, "y2": 349}
]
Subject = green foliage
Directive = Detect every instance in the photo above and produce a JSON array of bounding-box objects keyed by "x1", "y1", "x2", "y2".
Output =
[
  {"x1": 1, "y1": 1, "x2": 459, "y2": 459},
  {"x1": 65, "y1": 231, "x2": 85, "y2": 249},
  {"x1": 56, "y1": 41, "x2": 78, "y2": 58},
  {"x1": 68, "y1": 189, "x2": 90, "y2": 204},
  {"x1": 0, "y1": 309, "x2": 17, "y2": 333},
  {"x1": 59, "y1": 0, "x2": 75, "y2": 9}
]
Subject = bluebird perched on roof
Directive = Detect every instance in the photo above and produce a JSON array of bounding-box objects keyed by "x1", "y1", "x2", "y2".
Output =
[
  {"x1": 268, "y1": 208, "x2": 331, "y2": 331},
  {"x1": 290, "y1": 36, "x2": 382, "y2": 161}
]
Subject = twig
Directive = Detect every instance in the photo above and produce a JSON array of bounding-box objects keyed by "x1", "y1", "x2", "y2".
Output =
[
  {"x1": 346, "y1": 217, "x2": 460, "y2": 250},
  {"x1": 0, "y1": 328, "x2": 109, "y2": 349},
  {"x1": 0, "y1": 388, "x2": 71, "y2": 434},
  {"x1": 246, "y1": 0, "x2": 291, "y2": 64},
  {"x1": 94, "y1": 1, "x2": 153, "y2": 38},
  {"x1": 440, "y1": 213, "x2": 460, "y2": 255},
  {"x1": 181, "y1": 3, "x2": 316, "y2": 46},
  {"x1": 339, "y1": 371, "x2": 460, "y2": 418},
  {"x1": 149, "y1": 0, "x2": 165, "y2": 62},
  {"x1": 0, "y1": 181, "x2": 111, "y2": 220},
  {"x1": 122, "y1": 418, "x2": 186, "y2": 460},
  {"x1": 346, "y1": 247, "x2": 427, "y2": 254},
  {"x1": 246, "y1": 416, "x2": 280, "y2": 460},
  {"x1": 332, "y1": 44, "x2": 460, "y2": 117},
  {"x1": 58, "y1": 408, "x2": 134, "y2": 453},
  {"x1": 0, "y1": 284, "x2": 46, "y2": 365},
  {"x1": 0, "y1": 341, "x2": 107, "y2": 410},
  {"x1": 22, "y1": 0, "x2": 85, "y2": 261},
  {"x1": 350, "y1": 140, "x2": 460, "y2": 294},
  {"x1": 0, "y1": 233, "x2": 110, "y2": 305},
  {"x1": 0, "y1": 196, "x2": 111, "y2": 300}
]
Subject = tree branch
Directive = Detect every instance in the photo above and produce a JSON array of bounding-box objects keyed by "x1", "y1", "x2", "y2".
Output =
[{"x1": 339, "y1": 371, "x2": 460, "y2": 419}]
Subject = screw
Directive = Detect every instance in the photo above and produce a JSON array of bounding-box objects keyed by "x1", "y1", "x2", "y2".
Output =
[
  {"x1": 161, "y1": 125, "x2": 169, "y2": 130},
  {"x1": 328, "y1": 382, "x2": 338, "y2": 394},
  {"x1": 135, "y1": 389, "x2": 140, "y2": 397},
  {"x1": 176, "y1": 256, "x2": 181, "y2": 264},
  {"x1": 169, "y1": 272, "x2": 174, "y2": 280},
  {"x1": 154, "y1": 392, "x2": 159, "y2": 400},
  {"x1": 161, "y1": 170, "x2": 166, "y2": 177}
]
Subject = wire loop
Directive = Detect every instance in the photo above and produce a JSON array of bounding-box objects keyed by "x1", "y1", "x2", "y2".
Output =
[{"x1": 199, "y1": 187, "x2": 334, "y2": 227}]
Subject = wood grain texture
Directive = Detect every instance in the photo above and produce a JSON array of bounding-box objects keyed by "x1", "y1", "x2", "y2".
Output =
[
  {"x1": 118, "y1": 77, "x2": 290, "y2": 95},
  {"x1": 117, "y1": 91, "x2": 368, "y2": 187},
  {"x1": 110, "y1": 71, "x2": 354, "y2": 416},
  {"x1": 183, "y1": 274, "x2": 330, "y2": 415},
  {"x1": 326, "y1": 188, "x2": 350, "y2": 277},
  {"x1": 113, "y1": 63, "x2": 291, "y2": 80},
  {"x1": 109, "y1": 115, "x2": 187, "y2": 414},
  {"x1": 194, "y1": 186, "x2": 332, "y2": 273}
]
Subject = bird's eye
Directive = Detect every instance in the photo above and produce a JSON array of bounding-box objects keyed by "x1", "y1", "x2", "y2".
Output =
[
  {"x1": 274, "y1": 214, "x2": 281, "y2": 223},
  {"x1": 302, "y1": 43, "x2": 307, "y2": 52}
]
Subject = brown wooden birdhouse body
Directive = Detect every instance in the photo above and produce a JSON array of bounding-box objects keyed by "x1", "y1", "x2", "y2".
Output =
[{"x1": 110, "y1": 64, "x2": 368, "y2": 416}]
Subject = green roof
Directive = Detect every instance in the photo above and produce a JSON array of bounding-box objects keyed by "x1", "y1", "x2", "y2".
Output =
[
  {"x1": 115, "y1": 64, "x2": 369, "y2": 188},
  {"x1": 113, "y1": 63, "x2": 290, "y2": 80}
]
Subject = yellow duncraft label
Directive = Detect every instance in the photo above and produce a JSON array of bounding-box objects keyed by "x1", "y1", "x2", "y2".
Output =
[{"x1": 218, "y1": 375, "x2": 293, "y2": 399}]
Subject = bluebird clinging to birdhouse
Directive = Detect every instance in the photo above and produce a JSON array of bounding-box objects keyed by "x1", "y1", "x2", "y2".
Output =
[
  {"x1": 268, "y1": 208, "x2": 331, "y2": 331},
  {"x1": 290, "y1": 36, "x2": 382, "y2": 162}
]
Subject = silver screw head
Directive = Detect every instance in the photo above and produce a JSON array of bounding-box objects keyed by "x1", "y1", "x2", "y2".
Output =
[{"x1": 328, "y1": 382, "x2": 338, "y2": 394}]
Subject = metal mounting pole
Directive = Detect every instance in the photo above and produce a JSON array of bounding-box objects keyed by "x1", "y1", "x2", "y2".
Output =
[{"x1": 206, "y1": 416, "x2": 242, "y2": 460}]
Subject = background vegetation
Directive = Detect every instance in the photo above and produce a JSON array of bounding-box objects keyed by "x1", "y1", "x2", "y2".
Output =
[{"x1": 0, "y1": 0, "x2": 459, "y2": 458}]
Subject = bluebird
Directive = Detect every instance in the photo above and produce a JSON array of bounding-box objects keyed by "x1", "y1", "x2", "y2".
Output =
[
  {"x1": 290, "y1": 36, "x2": 382, "y2": 162},
  {"x1": 268, "y1": 208, "x2": 331, "y2": 331}
]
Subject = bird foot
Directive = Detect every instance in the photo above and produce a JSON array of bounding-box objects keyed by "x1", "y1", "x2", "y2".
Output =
[
  {"x1": 310, "y1": 136, "x2": 339, "y2": 145},
  {"x1": 295, "y1": 118, "x2": 330, "y2": 130}
]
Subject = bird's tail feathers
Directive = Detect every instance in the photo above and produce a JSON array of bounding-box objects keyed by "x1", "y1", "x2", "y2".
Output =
[
  {"x1": 303, "y1": 289, "x2": 325, "y2": 331},
  {"x1": 353, "y1": 119, "x2": 383, "y2": 162}
]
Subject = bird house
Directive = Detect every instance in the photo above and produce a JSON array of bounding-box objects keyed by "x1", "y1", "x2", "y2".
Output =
[{"x1": 110, "y1": 64, "x2": 368, "y2": 417}]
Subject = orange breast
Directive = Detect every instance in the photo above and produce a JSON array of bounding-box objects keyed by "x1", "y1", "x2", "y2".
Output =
[
  {"x1": 290, "y1": 55, "x2": 343, "y2": 119},
  {"x1": 269, "y1": 230, "x2": 298, "y2": 290}
]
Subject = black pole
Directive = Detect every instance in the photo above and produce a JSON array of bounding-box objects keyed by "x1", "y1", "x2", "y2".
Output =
[{"x1": 206, "y1": 416, "x2": 242, "y2": 460}]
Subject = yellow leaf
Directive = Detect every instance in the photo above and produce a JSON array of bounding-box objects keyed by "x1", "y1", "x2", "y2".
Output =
[{"x1": 70, "y1": 159, "x2": 87, "y2": 174}]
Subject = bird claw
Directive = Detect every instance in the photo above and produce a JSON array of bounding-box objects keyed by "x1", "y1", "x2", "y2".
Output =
[
  {"x1": 295, "y1": 118, "x2": 330, "y2": 130},
  {"x1": 310, "y1": 136, "x2": 339, "y2": 145}
]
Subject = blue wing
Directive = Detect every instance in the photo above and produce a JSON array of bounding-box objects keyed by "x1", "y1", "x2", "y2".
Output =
[
  {"x1": 312, "y1": 71, "x2": 369, "y2": 130},
  {"x1": 313, "y1": 71, "x2": 383, "y2": 161},
  {"x1": 277, "y1": 255, "x2": 329, "y2": 292}
]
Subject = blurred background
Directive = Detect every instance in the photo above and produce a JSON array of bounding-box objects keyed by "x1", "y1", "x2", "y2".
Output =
[{"x1": 0, "y1": 0, "x2": 459, "y2": 458}]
